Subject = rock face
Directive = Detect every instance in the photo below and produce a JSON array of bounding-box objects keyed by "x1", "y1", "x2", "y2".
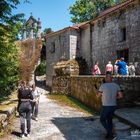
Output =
[{"x1": 54, "y1": 59, "x2": 79, "y2": 76}]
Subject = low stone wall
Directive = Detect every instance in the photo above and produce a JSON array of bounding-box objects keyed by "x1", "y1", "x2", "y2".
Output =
[
  {"x1": 52, "y1": 76, "x2": 140, "y2": 111},
  {"x1": 52, "y1": 76, "x2": 71, "y2": 94},
  {"x1": 70, "y1": 76, "x2": 103, "y2": 111},
  {"x1": 0, "y1": 105, "x2": 17, "y2": 135}
]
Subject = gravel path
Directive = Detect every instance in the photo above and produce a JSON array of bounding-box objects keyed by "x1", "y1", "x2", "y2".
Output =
[{"x1": 1, "y1": 87, "x2": 139, "y2": 140}]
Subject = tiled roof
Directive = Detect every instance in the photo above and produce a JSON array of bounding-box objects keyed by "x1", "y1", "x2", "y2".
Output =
[
  {"x1": 71, "y1": 21, "x2": 90, "y2": 29},
  {"x1": 90, "y1": 0, "x2": 136, "y2": 24},
  {"x1": 99, "y1": 0, "x2": 136, "y2": 17}
]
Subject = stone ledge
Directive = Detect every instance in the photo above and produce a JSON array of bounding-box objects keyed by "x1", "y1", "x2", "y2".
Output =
[
  {"x1": 0, "y1": 104, "x2": 17, "y2": 135},
  {"x1": 115, "y1": 107, "x2": 140, "y2": 129}
]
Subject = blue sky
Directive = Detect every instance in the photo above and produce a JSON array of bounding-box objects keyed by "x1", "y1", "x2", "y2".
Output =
[{"x1": 13, "y1": 0, "x2": 76, "y2": 32}]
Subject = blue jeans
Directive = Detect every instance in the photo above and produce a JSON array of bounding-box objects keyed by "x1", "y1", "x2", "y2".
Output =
[
  {"x1": 100, "y1": 106, "x2": 116, "y2": 136},
  {"x1": 19, "y1": 101, "x2": 32, "y2": 134}
]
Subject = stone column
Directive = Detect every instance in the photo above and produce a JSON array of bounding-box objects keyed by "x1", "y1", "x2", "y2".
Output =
[
  {"x1": 22, "y1": 27, "x2": 26, "y2": 40},
  {"x1": 37, "y1": 18, "x2": 41, "y2": 38},
  {"x1": 30, "y1": 27, "x2": 34, "y2": 39}
]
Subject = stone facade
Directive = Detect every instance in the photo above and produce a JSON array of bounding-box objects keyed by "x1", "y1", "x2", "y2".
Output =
[
  {"x1": 46, "y1": 28, "x2": 80, "y2": 86},
  {"x1": 46, "y1": 0, "x2": 140, "y2": 86},
  {"x1": 89, "y1": 0, "x2": 140, "y2": 74}
]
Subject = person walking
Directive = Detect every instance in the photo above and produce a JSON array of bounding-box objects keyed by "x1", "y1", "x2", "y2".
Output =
[
  {"x1": 105, "y1": 61, "x2": 113, "y2": 74},
  {"x1": 115, "y1": 57, "x2": 127, "y2": 75},
  {"x1": 17, "y1": 81, "x2": 33, "y2": 138},
  {"x1": 31, "y1": 84, "x2": 40, "y2": 121},
  {"x1": 92, "y1": 61, "x2": 101, "y2": 75},
  {"x1": 128, "y1": 62, "x2": 135, "y2": 76},
  {"x1": 96, "y1": 74, "x2": 123, "y2": 139}
]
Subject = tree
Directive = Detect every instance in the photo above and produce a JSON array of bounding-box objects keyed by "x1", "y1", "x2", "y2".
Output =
[
  {"x1": 69, "y1": 0, "x2": 126, "y2": 24},
  {"x1": 69, "y1": 0, "x2": 97, "y2": 24},
  {"x1": 0, "y1": 0, "x2": 26, "y2": 95},
  {"x1": 41, "y1": 28, "x2": 53, "y2": 37}
]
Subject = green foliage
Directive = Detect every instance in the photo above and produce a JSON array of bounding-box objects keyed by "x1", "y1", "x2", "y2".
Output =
[
  {"x1": 35, "y1": 60, "x2": 46, "y2": 76},
  {"x1": 42, "y1": 28, "x2": 53, "y2": 35},
  {"x1": 69, "y1": 0, "x2": 126, "y2": 23},
  {"x1": 0, "y1": 0, "x2": 27, "y2": 96},
  {"x1": 0, "y1": 26, "x2": 19, "y2": 95},
  {"x1": 69, "y1": 0, "x2": 96, "y2": 23}
]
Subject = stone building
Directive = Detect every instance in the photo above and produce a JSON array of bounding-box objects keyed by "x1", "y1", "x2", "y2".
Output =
[
  {"x1": 46, "y1": 0, "x2": 140, "y2": 87},
  {"x1": 45, "y1": 23, "x2": 87, "y2": 86}
]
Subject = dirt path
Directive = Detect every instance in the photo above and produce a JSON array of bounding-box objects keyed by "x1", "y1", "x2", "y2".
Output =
[{"x1": 1, "y1": 86, "x2": 136, "y2": 140}]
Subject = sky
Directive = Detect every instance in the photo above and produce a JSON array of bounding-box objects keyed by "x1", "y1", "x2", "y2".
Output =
[{"x1": 13, "y1": 0, "x2": 76, "y2": 32}]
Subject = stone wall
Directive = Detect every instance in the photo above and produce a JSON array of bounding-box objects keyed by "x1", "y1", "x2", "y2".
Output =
[
  {"x1": 91, "y1": 2, "x2": 140, "y2": 74},
  {"x1": 0, "y1": 104, "x2": 17, "y2": 135},
  {"x1": 52, "y1": 76, "x2": 71, "y2": 94},
  {"x1": 52, "y1": 76, "x2": 140, "y2": 111},
  {"x1": 46, "y1": 28, "x2": 80, "y2": 87}
]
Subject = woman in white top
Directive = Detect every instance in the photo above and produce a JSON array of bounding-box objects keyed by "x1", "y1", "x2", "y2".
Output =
[{"x1": 31, "y1": 84, "x2": 40, "y2": 121}]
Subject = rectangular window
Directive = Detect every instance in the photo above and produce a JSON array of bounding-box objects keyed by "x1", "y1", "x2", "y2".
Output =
[
  {"x1": 119, "y1": 27, "x2": 126, "y2": 42},
  {"x1": 50, "y1": 42, "x2": 55, "y2": 53}
]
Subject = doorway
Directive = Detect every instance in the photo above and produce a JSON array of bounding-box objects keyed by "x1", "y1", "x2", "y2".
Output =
[{"x1": 117, "y1": 49, "x2": 129, "y2": 63}]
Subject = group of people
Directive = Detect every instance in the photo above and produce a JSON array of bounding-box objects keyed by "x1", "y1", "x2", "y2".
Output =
[
  {"x1": 16, "y1": 64, "x2": 127, "y2": 139},
  {"x1": 17, "y1": 81, "x2": 40, "y2": 138},
  {"x1": 92, "y1": 58, "x2": 136, "y2": 76}
]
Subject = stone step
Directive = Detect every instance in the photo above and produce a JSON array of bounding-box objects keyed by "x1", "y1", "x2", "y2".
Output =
[
  {"x1": 115, "y1": 107, "x2": 140, "y2": 129},
  {"x1": 134, "y1": 101, "x2": 140, "y2": 107}
]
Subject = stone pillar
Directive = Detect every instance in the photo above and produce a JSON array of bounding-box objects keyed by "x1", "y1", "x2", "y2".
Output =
[
  {"x1": 37, "y1": 18, "x2": 41, "y2": 38},
  {"x1": 30, "y1": 27, "x2": 34, "y2": 39},
  {"x1": 22, "y1": 27, "x2": 26, "y2": 40}
]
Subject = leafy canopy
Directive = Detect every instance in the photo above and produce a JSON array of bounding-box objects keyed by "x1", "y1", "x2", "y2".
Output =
[
  {"x1": 69, "y1": 0, "x2": 126, "y2": 24},
  {"x1": 0, "y1": 0, "x2": 26, "y2": 95}
]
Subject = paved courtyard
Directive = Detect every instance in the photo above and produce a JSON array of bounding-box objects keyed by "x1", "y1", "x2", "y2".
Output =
[{"x1": 1, "y1": 87, "x2": 140, "y2": 140}]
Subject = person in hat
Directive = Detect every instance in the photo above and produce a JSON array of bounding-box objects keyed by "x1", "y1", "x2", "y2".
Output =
[{"x1": 96, "y1": 74, "x2": 123, "y2": 139}]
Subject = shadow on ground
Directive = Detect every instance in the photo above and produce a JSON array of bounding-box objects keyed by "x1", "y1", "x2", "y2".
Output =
[
  {"x1": 35, "y1": 78, "x2": 51, "y2": 92},
  {"x1": 11, "y1": 131, "x2": 21, "y2": 138},
  {"x1": 51, "y1": 116, "x2": 104, "y2": 140}
]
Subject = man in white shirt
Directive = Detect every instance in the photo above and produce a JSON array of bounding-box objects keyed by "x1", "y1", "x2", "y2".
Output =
[{"x1": 96, "y1": 74, "x2": 123, "y2": 139}]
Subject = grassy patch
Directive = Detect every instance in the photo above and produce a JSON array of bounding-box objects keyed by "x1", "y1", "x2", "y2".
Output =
[{"x1": 47, "y1": 94, "x2": 97, "y2": 116}]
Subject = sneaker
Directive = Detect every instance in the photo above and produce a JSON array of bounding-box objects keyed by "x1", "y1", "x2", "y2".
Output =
[
  {"x1": 20, "y1": 133, "x2": 25, "y2": 138},
  {"x1": 27, "y1": 133, "x2": 30, "y2": 137},
  {"x1": 35, "y1": 117, "x2": 38, "y2": 121}
]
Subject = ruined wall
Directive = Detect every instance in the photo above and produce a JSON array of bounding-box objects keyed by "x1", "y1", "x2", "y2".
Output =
[
  {"x1": 52, "y1": 76, "x2": 140, "y2": 111},
  {"x1": 46, "y1": 29, "x2": 80, "y2": 86},
  {"x1": 91, "y1": 2, "x2": 140, "y2": 74}
]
